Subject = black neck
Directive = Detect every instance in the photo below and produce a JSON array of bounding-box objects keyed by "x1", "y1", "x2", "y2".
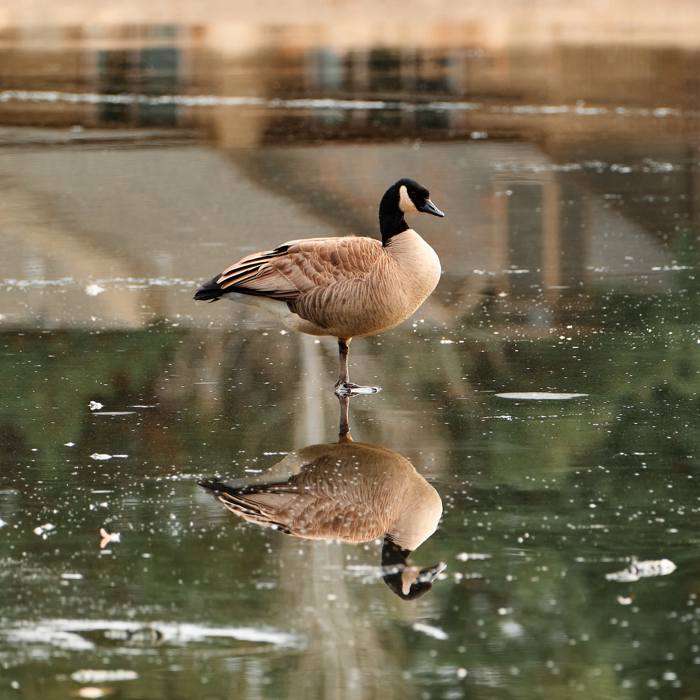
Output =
[
  {"x1": 378, "y1": 186, "x2": 409, "y2": 245},
  {"x1": 382, "y1": 536, "x2": 410, "y2": 568}
]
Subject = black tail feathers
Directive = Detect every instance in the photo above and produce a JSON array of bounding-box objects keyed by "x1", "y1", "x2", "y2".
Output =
[
  {"x1": 193, "y1": 277, "x2": 224, "y2": 302},
  {"x1": 197, "y1": 478, "x2": 226, "y2": 492}
]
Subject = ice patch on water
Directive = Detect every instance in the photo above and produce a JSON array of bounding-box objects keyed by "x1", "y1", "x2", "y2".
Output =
[
  {"x1": 92, "y1": 412, "x2": 136, "y2": 416},
  {"x1": 606, "y1": 558, "x2": 676, "y2": 582},
  {"x1": 2, "y1": 276, "x2": 196, "y2": 291},
  {"x1": 496, "y1": 392, "x2": 588, "y2": 400},
  {"x1": 7, "y1": 626, "x2": 95, "y2": 651},
  {"x1": 2, "y1": 277, "x2": 74, "y2": 288},
  {"x1": 1, "y1": 619, "x2": 301, "y2": 658},
  {"x1": 84, "y1": 284, "x2": 105, "y2": 296},
  {"x1": 71, "y1": 670, "x2": 138, "y2": 683},
  {"x1": 651, "y1": 264, "x2": 692, "y2": 272},
  {"x1": 0, "y1": 90, "x2": 688, "y2": 120}
]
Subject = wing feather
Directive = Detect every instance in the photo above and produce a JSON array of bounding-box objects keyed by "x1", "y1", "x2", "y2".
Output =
[{"x1": 195, "y1": 236, "x2": 383, "y2": 303}]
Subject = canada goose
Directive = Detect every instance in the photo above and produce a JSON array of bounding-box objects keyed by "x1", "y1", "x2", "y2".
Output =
[
  {"x1": 199, "y1": 397, "x2": 445, "y2": 600},
  {"x1": 194, "y1": 178, "x2": 445, "y2": 395}
]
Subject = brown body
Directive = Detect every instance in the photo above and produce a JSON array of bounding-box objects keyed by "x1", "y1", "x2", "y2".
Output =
[
  {"x1": 214, "y1": 230, "x2": 441, "y2": 339},
  {"x1": 205, "y1": 440, "x2": 443, "y2": 551}
]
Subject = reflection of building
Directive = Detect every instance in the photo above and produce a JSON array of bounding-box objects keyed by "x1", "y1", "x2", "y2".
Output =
[
  {"x1": 0, "y1": 19, "x2": 697, "y2": 332},
  {"x1": 0, "y1": 140, "x2": 674, "y2": 332},
  {"x1": 2, "y1": 23, "x2": 700, "y2": 140}
]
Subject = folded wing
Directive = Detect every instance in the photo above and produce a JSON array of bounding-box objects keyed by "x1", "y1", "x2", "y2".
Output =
[
  {"x1": 193, "y1": 236, "x2": 383, "y2": 302},
  {"x1": 199, "y1": 478, "x2": 385, "y2": 542}
]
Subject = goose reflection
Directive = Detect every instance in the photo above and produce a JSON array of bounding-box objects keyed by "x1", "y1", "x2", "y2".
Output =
[{"x1": 199, "y1": 396, "x2": 445, "y2": 599}]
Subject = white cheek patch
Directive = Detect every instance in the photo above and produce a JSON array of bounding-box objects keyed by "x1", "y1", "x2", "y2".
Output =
[
  {"x1": 399, "y1": 185, "x2": 418, "y2": 213},
  {"x1": 401, "y1": 566, "x2": 420, "y2": 595}
]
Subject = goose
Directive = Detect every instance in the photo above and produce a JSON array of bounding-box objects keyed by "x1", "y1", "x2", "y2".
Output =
[
  {"x1": 194, "y1": 178, "x2": 445, "y2": 395},
  {"x1": 199, "y1": 398, "x2": 445, "y2": 600}
]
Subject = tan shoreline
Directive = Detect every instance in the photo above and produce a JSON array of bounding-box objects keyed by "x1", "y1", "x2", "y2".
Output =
[{"x1": 1, "y1": 1, "x2": 700, "y2": 51}]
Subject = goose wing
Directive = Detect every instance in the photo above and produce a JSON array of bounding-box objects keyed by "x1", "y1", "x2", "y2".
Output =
[
  {"x1": 200, "y1": 480, "x2": 385, "y2": 542},
  {"x1": 194, "y1": 236, "x2": 383, "y2": 302}
]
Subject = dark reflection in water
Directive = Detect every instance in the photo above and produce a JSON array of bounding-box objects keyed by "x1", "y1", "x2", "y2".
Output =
[{"x1": 200, "y1": 396, "x2": 445, "y2": 600}]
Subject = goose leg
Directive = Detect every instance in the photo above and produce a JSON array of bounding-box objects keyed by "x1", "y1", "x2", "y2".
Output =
[
  {"x1": 338, "y1": 395, "x2": 353, "y2": 441},
  {"x1": 334, "y1": 337, "x2": 382, "y2": 396}
]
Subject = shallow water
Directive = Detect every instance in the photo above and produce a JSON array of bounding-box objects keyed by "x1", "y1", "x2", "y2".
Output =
[{"x1": 1, "y1": 16, "x2": 700, "y2": 700}]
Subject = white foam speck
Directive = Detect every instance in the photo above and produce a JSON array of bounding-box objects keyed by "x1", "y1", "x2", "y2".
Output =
[
  {"x1": 412, "y1": 622, "x2": 448, "y2": 640},
  {"x1": 456, "y1": 552, "x2": 491, "y2": 561},
  {"x1": 33, "y1": 523, "x2": 55, "y2": 536}
]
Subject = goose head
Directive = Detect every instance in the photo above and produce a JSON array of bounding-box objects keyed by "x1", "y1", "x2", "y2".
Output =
[
  {"x1": 395, "y1": 178, "x2": 445, "y2": 218},
  {"x1": 379, "y1": 178, "x2": 445, "y2": 243},
  {"x1": 382, "y1": 537, "x2": 446, "y2": 600}
]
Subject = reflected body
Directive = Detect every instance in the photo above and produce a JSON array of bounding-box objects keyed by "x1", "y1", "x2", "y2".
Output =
[
  {"x1": 200, "y1": 398, "x2": 444, "y2": 599},
  {"x1": 194, "y1": 179, "x2": 445, "y2": 395}
]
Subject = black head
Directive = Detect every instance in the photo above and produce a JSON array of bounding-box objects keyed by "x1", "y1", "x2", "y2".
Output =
[
  {"x1": 379, "y1": 178, "x2": 445, "y2": 245},
  {"x1": 381, "y1": 537, "x2": 446, "y2": 600},
  {"x1": 394, "y1": 178, "x2": 445, "y2": 218}
]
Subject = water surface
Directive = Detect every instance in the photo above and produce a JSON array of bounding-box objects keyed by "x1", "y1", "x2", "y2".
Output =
[{"x1": 1, "y1": 19, "x2": 700, "y2": 700}]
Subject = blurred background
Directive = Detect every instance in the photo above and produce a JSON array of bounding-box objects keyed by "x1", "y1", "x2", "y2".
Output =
[{"x1": 1, "y1": 2, "x2": 700, "y2": 699}]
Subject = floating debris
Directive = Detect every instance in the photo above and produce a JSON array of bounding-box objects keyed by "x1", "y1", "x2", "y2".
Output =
[
  {"x1": 496, "y1": 392, "x2": 588, "y2": 400},
  {"x1": 90, "y1": 453, "x2": 128, "y2": 461},
  {"x1": 61, "y1": 572, "x2": 84, "y2": 580},
  {"x1": 88, "y1": 401, "x2": 104, "y2": 411},
  {"x1": 606, "y1": 558, "x2": 676, "y2": 582},
  {"x1": 617, "y1": 595, "x2": 634, "y2": 605},
  {"x1": 99, "y1": 528, "x2": 121, "y2": 549}
]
